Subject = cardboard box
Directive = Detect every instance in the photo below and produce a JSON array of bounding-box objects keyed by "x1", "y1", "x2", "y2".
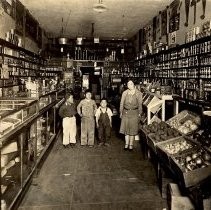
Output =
[{"x1": 167, "y1": 183, "x2": 195, "y2": 210}]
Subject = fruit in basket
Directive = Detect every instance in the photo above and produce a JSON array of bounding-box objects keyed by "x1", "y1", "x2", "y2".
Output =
[
  {"x1": 189, "y1": 123, "x2": 198, "y2": 131},
  {"x1": 195, "y1": 157, "x2": 202, "y2": 165},
  {"x1": 184, "y1": 120, "x2": 193, "y2": 127},
  {"x1": 191, "y1": 153, "x2": 198, "y2": 159},
  {"x1": 202, "y1": 152, "x2": 211, "y2": 161},
  {"x1": 186, "y1": 156, "x2": 192, "y2": 163},
  {"x1": 162, "y1": 139, "x2": 193, "y2": 155},
  {"x1": 175, "y1": 149, "x2": 211, "y2": 171},
  {"x1": 178, "y1": 125, "x2": 192, "y2": 134},
  {"x1": 193, "y1": 133, "x2": 201, "y2": 141},
  {"x1": 169, "y1": 116, "x2": 199, "y2": 134}
]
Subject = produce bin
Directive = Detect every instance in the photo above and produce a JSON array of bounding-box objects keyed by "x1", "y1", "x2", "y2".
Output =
[
  {"x1": 166, "y1": 110, "x2": 201, "y2": 135},
  {"x1": 169, "y1": 148, "x2": 211, "y2": 187},
  {"x1": 143, "y1": 121, "x2": 181, "y2": 153},
  {"x1": 147, "y1": 131, "x2": 182, "y2": 153},
  {"x1": 156, "y1": 136, "x2": 200, "y2": 168}
]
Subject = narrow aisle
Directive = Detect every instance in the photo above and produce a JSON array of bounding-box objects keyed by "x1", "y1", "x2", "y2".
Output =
[{"x1": 19, "y1": 130, "x2": 166, "y2": 210}]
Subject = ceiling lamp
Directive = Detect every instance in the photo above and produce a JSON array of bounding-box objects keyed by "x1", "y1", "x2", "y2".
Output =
[
  {"x1": 58, "y1": 17, "x2": 69, "y2": 45},
  {"x1": 76, "y1": 37, "x2": 83, "y2": 45},
  {"x1": 93, "y1": 0, "x2": 107, "y2": 13}
]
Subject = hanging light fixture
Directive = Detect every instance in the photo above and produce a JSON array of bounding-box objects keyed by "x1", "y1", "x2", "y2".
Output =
[
  {"x1": 58, "y1": 10, "x2": 71, "y2": 45},
  {"x1": 76, "y1": 37, "x2": 83, "y2": 45},
  {"x1": 93, "y1": 0, "x2": 107, "y2": 13},
  {"x1": 58, "y1": 18, "x2": 68, "y2": 44}
]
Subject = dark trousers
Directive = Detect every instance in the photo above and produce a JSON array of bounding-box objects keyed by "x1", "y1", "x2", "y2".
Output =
[{"x1": 98, "y1": 124, "x2": 111, "y2": 143}]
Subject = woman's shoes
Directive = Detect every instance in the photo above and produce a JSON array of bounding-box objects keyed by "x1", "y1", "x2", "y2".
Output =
[
  {"x1": 63, "y1": 144, "x2": 69, "y2": 148},
  {"x1": 129, "y1": 145, "x2": 133, "y2": 151},
  {"x1": 124, "y1": 144, "x2": 129, "y2": 151}
]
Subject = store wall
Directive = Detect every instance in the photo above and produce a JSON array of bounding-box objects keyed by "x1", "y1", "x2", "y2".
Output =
[
  {"x1": 137, "y1": 0, "x2": 211, "y2": 52},
  {"x1": 0, "y1": 8, "x2": 41, "y2": 54},
  {"x1": 0, "y1": 10, "x2": 15, "y2": 39},
  {"x1": 175, "y1": 0, "x2": 211, "y2": 44}
]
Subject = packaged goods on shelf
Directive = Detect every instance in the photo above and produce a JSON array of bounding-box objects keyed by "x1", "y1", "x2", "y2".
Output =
[
  {"x1": 1, "y1": 185, "x2": 7, "y2": 194},
  {"x1": 1, "y1": 155, "x2": 9, "y2": 168},
  {"x1": 1, "y1": 152, "x2": 18, "y2": 167},
  {"x1": 1, "y1": 142, "x2": 18, "y2": 155},
  {"x1": 1, "y1": 168, "x2": 7, "y2": 177},
  {"x1": 186, "y1": 27, "x2": 200, "y2": 43},
  {"x1": 37, "y1": 145, "x2": 44, "y2": 156},
  {"x1": 5, "y1": 160, "x2": 16, "y2": 170},
  {"x1": 15, "y1": 157, "x2": 20, "y2": 163}
]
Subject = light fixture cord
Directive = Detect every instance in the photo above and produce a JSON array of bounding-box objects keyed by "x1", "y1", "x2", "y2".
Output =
[
  {"x1": 61, "y1": 17, "x2": 64, "y2": 35},
  {"x1": 64, "y1": 9, "x2": 71, "y2": 34}
]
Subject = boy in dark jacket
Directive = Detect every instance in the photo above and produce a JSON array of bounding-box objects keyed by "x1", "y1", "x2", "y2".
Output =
[{"x1": 59, "y1": 92, "x2": 77, "y2": 148}]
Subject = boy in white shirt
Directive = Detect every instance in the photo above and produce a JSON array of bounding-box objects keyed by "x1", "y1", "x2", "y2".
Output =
[{"x1": 95, "y1": 98, "x2": 113, "y2": 146}]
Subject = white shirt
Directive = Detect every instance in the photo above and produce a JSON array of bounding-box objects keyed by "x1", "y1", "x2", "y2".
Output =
[{"x1": 95, "y1": 107, "x2": 113, "y2": 119}]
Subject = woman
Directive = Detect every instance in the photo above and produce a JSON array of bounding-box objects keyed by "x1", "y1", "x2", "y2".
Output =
[{"x1": 119, "y1": 80, "x2": 143, "y2": 151}]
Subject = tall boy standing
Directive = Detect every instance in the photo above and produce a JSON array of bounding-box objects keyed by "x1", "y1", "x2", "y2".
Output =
[{"x1": 77, "y1": 89, "x2": 97, "y2": 146}]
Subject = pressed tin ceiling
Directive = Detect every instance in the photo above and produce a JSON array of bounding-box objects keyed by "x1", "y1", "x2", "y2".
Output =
[{"x1": 20, "y1": 0, "x2": 171, "y2": 40}]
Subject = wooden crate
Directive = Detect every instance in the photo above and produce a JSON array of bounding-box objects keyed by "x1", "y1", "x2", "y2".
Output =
[{"x1": 167, "y1": 183, "x2": 195, "y2": 210}]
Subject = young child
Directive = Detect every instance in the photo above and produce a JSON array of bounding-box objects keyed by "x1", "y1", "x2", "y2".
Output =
[
  {"x1": 95, "y1": 98, "x2": 113, "y2": 146},
  {"x1": 77, "y1": 89, "x2": 97, "y2": 147},
  {"x1": 59, "y1": 92, "x2": 77, "y2": 148}
]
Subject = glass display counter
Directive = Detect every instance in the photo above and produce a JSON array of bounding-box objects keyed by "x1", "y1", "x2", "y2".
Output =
[
  {"x1": 38, "y1": 91, "x2": 57, "y2": 110},
  {"x1": 1, "y1": 135, "x2": 22, "y2": 208},
  {"x1": 0, "y1": 100, "x2": 38, "y2": 140},
  {"x1": 0, "y1": 89, "x2": 65, "y2": 209}
]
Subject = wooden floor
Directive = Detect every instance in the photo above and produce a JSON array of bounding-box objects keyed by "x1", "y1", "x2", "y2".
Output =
[{"x1": 19, "y1": 128, "x2": 166, "y2": 210}]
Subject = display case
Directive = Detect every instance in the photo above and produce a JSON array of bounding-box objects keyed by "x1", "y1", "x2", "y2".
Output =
[
  {"x1": 38, "y1": 90, "x2": 57, "y2": 111},
  {"x1": 0, "y1": 89, "x2": 65, "y2": 209},
  {"x1": 1, "y1": 134, "x2": 22, "y2": 208},
  {"x1": 0, "y1": 99, "x2": 38, "y2": 139}
]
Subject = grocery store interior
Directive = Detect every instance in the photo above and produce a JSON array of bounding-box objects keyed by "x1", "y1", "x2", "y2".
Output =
[{"x1": 0, "y1": 0, "x2": 211, "y2": 209}]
